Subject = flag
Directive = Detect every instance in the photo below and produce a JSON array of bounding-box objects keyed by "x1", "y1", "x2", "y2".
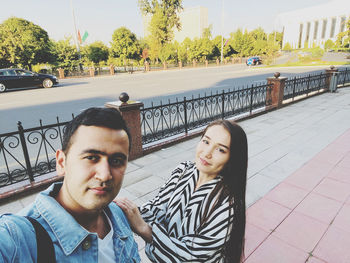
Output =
[
  {"x1": 82, "y1": 31, "x2": 89, "y2": 43},
  {"x1": 224, "y1": 39, "x2": 229, "y2": 47},
  {"x1": 77, "y1": 30, "x2": 82, "y2": 44}
]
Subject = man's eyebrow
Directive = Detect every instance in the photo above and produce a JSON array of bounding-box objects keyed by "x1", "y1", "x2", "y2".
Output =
[
  {"x1": 203, "y1": 135, "x2": 230, "y2": 150},
  {"x1": 81, "y1": 149, "x2": 127, "y2": 159}
]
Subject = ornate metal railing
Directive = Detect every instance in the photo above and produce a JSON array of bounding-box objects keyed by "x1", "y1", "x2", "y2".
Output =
[
  {"x1": 284, "y1": 72, "x2": 328, "y2": 100},
  {"x1": 337, "y1": 68, "x2": 350, "y2": 86},
  {"x1": 0, "y1": 118, "x2": 72, "y2": 188},
  {"x1": 140, "y1": 83, "x2": 272, "y2": 145}
]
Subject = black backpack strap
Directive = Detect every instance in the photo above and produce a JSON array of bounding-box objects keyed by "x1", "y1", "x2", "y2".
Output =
[{"x1": 25, "y1": 216, "x2": 56, "y2": 263}]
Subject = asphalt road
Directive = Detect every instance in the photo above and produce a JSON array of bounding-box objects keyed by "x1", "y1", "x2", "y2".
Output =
[{"x1": 0, "y1": 64, "x2": 330, "y2": 133}]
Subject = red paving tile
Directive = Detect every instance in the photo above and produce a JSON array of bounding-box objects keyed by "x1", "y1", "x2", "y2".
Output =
[
  {"x1": 332, "y1": 203, "x2": 350, "y2": 233},
  {"x1": 272, "y1": 211, "x2": 329, "y2": 253},
  {"x1": 244, "y1": 223, "x2": 270, "y2": 257},
  {"x1": 313, "y1": 177, "x2": 350, "y2": 202},
  {"x1": 327, "y1": 164, "x2": 350, "y2": 184},
  {"x1": 306, "y1": 256, "x2": 328, "y2": 263},
  {"x1": 312, "y1": 147, "x2": 348, "y2": 165},
  {"x1": 264, "y1": 182, "x2": 309, "y2": 209},
  {"x1": 294, "y1": 192, "x2": 343, "y2": 225},
  {"x1": 246, "y1": 198, "x2": 291, "y2": 233},
  {"x1": 313, "y1": 226, "x2": 350, "y2": 263},
  {"x1": 244, "y1": 235, "x2": 308, "y2": 263},
  {"x1": 284, "y1": 161, "x2": 332, "y2": 191}
]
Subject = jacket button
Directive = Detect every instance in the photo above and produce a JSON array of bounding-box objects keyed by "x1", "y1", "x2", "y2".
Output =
[{"x1": 82, "y1": 238, "x2": 91, "y2": 250}]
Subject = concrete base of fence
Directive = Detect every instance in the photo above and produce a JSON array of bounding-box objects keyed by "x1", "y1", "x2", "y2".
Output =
[{"x1": 267, "y1": 74, "x2": 287, "y2": 109}]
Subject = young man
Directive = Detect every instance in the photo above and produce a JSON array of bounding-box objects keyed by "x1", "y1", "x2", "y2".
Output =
[{"x1": 0, "y1": 107, "x2": 140, "y2": 262}]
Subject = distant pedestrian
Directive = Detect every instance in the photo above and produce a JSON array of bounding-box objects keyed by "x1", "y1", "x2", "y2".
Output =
[{"x1": 116, "y1": 120, "x2": 248, "y2": 263}]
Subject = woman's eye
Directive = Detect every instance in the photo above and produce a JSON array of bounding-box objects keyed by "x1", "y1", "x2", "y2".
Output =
[
  {"x1": 218, "y1": 148, "x2": 226, "y2": 153},
  {"x1": 202, "y1": 139, "x2": 209, "y2": 144}
]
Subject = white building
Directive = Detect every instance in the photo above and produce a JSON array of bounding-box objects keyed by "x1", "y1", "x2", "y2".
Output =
[
  {"x1": 276, "y1": 0, "x2": 350, "y2": 49},
  {"x1": 143, "y1": 6, "x2": 208, "y2": 43}
]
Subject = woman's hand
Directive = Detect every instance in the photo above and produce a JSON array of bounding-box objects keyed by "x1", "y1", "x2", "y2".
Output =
[{"x1": 114, "y1": 197, "x2": 153, "y2": 243}]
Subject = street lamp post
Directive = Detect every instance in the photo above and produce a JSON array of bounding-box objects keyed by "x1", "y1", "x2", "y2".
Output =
[{"x1": 221, "y1": 0, "x2": 224, "y2": 63}]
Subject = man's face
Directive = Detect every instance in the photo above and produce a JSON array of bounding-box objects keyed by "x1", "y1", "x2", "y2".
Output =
[{"x1": 56, "y1": 125, "x2": 129, "y2": 214}]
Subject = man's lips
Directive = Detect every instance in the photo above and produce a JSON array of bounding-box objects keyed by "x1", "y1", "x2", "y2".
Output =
[{"x1": 89, "y1": 186, "x2": 111, "y2": 194}]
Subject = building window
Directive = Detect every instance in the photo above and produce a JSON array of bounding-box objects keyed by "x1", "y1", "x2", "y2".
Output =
[
  {"x1": 330, "y1": 17, "x2": 336, "y2": 38},
  {"x1": 322, "y1": 19, "x2": 327, "y2": 39},
  {"x1": 340, "y1": 16, "x2": 346, "y2": 32},
  {"x1": 314, "y1": 21, "x2": 319, "y2": 40},
  {"x1": 305, "y1": 22, "x2": 311, "y2": 45},
  {"x1": 298, "y1": 23, "x2": 303, "y2": 48}
]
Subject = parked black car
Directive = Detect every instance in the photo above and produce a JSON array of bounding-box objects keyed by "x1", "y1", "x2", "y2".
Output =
[{"x1": 0, "y1": 68, "x2": 58, "y2": 93}]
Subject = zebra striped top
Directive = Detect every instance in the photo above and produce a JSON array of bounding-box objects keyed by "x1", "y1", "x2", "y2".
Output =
[{"x1": 140, "y1": 161, "x2": 234, "y2": 263}]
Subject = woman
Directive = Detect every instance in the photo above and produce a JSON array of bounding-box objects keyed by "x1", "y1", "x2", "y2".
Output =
[{"x1": 116, "y1": 120, "x2": 248, "y2": 263}]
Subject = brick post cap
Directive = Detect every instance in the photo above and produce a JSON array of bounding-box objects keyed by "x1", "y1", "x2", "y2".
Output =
[
  {"x1": 274, "y1": 72, "x2": 281, "y2": 78},
  {"x1": 330, "y1": 65, "x2": 336, "y2": 70}
]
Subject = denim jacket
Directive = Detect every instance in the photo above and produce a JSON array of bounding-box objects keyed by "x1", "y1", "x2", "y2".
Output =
[{"x1": 0, "y1": 183, "x2": 140, "y2": 263}]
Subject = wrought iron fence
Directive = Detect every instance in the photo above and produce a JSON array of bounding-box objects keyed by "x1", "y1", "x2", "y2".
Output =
[
  {"x1": 140, "y1": 83, "x2": 272, "y2": 145},
  {"x1": 283, "y1": 72, "x2": 328, "y2": 100},
  {"x1": 0, "y1": 118, "x2": 72, "y2": 188},
  {"x1": 337, "y1": 68, "x2": 350, "y2": 86}
]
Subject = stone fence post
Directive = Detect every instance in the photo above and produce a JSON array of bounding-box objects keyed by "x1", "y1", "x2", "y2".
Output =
[
  {"x1": 58, "y1": 68, "x2": 65, "y2": 79},
  {"x1": 266, "y1": 72, "x2": 288, "y2": 109},
  {"x1": 89, "y1": 67, "x2": 95, "y2": 77},
  {"x1": 179, "y1": 61, "x2": 182, "y2": 69},
  {"x1": 216, "y1": 59, "x2": 220, "y2": 66},
  {"x1": 325, "y1": 65, "x2": 338, "y2": 91},
  {"x1": 205, "y1": 60, "x2": 208, "y2": 67},
  {"x1": 105, "y1": 92, "x2": 144, "y2": 160},
  {"x1": 109, "y1": 65, "x2": 115, "y2": 75}
]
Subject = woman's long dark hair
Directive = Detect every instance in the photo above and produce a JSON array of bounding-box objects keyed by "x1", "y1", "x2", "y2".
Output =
[{"x1": 199, "y1": 120, "x2": 247, "y2": 263}]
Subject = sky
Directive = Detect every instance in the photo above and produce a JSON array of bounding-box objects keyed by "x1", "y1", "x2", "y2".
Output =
[{"x1": 0, "y1": 0, "x2": 332, "y2": 46}]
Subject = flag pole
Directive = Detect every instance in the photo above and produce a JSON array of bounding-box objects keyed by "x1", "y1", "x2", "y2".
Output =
[{"x1": 70, "y1": 0, "x2": 82, "y2": 69}]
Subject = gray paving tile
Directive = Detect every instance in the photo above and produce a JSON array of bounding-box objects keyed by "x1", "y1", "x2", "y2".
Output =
[
  {"x1": 123, "y1": 168, "x2": 153, "y2": 187},
  {"x1": 132, "y1": 153, "x2": 164, "y2": 167},
  {"x1": 125, "y1": 176, "x2": 165, "y2": 198}
]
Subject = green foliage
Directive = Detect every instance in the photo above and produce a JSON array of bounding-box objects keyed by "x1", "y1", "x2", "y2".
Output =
[
  {"x1": 230, "y1": 29, "x2": 254, "y2": 57},
  {"x1": 110, "y1": 27, "x2": 140, "y2": 62},
  {"x1": 283, "y1": 42, "x2": 293, "y2": 51},
  {"x1": 324, "y1": 39, "x2": 335, "y2": 50},
  {"x1": 140, "y1": 0, "x2": 183, "y2": 62},
  {"x1": 139, "y1": 0, "x2": 183, "y2": 31},
  {"x1": 51, "y1": 37, "x2": 79, "y2": 73},
  {"x1": 212, "y1": 36, "x2": 234, "y2": 59},
  {"x1": 335, "y1": 19, "x2": 350, "y2": 48},
  {"x1": 0, "y1": 17, "x2": 53, "y2": 69},
  {"x1": 82, "y1": 41, "x2": 109, "y2": 66}
]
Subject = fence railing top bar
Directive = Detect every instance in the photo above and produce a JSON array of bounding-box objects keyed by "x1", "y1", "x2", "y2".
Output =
[
  {"x1": 0, "y1": 130, "x2": 20, "y2": 138},
  {"x1": 21, "y1": 121, "x2": 71, "y2": 133}
]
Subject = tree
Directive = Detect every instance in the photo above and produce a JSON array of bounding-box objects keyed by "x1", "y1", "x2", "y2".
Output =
[
  {"x1": 231, "y1": 29, "x2": 254, "y2": 57},
  {"x1": 0, "y1": 17, "x2": 52, "y2": 69},
  {"x1": 283, "y1": 42, "x2": 293, "y2": 51},
  {"x1": 335, "y1": 19, "x2": 350, "y2": 48},
  {"x1": 140, "y1": 0, "x2": 183, "y2": 62},
  {"x1": 110, "y1": 27, "x2": 140, "y2": 64},
  {"x1": 83, "y1": 41, "x2": 109, "y2": 66},
  {"x1": 51, "y1": 37, "x2": 79, "y2": 74}
]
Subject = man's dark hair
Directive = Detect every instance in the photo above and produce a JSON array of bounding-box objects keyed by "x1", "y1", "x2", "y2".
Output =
[{"x1": 62, "y1": 107, "x2": 131, "y2": 154}]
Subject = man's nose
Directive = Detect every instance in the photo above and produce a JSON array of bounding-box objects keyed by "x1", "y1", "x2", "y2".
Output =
[{"x1": 95, "y1": 160, "x2": 112, "y2": 181}]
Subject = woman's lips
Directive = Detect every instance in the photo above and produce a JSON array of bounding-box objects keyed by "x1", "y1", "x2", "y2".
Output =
[{"x1": 200, "y1": 157, "x2": 210, "y2": 166}]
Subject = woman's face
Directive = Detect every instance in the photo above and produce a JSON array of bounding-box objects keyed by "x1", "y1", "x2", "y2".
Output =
[{"x1": 195, "y1": 125, "x2": 231, "y2": 179}]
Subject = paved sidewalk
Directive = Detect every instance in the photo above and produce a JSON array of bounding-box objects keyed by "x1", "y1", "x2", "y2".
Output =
[
  {"x1": 245, "y1": 128, "x2": 350, "y2": 263},
  {"x1": 1, "y1": 87, "x2": 350, "y2": 262}
]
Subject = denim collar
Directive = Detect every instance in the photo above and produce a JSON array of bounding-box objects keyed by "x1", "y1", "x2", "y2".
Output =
[{"x1": 35, "y1": 183, "x2": 130, "y2": 256}]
